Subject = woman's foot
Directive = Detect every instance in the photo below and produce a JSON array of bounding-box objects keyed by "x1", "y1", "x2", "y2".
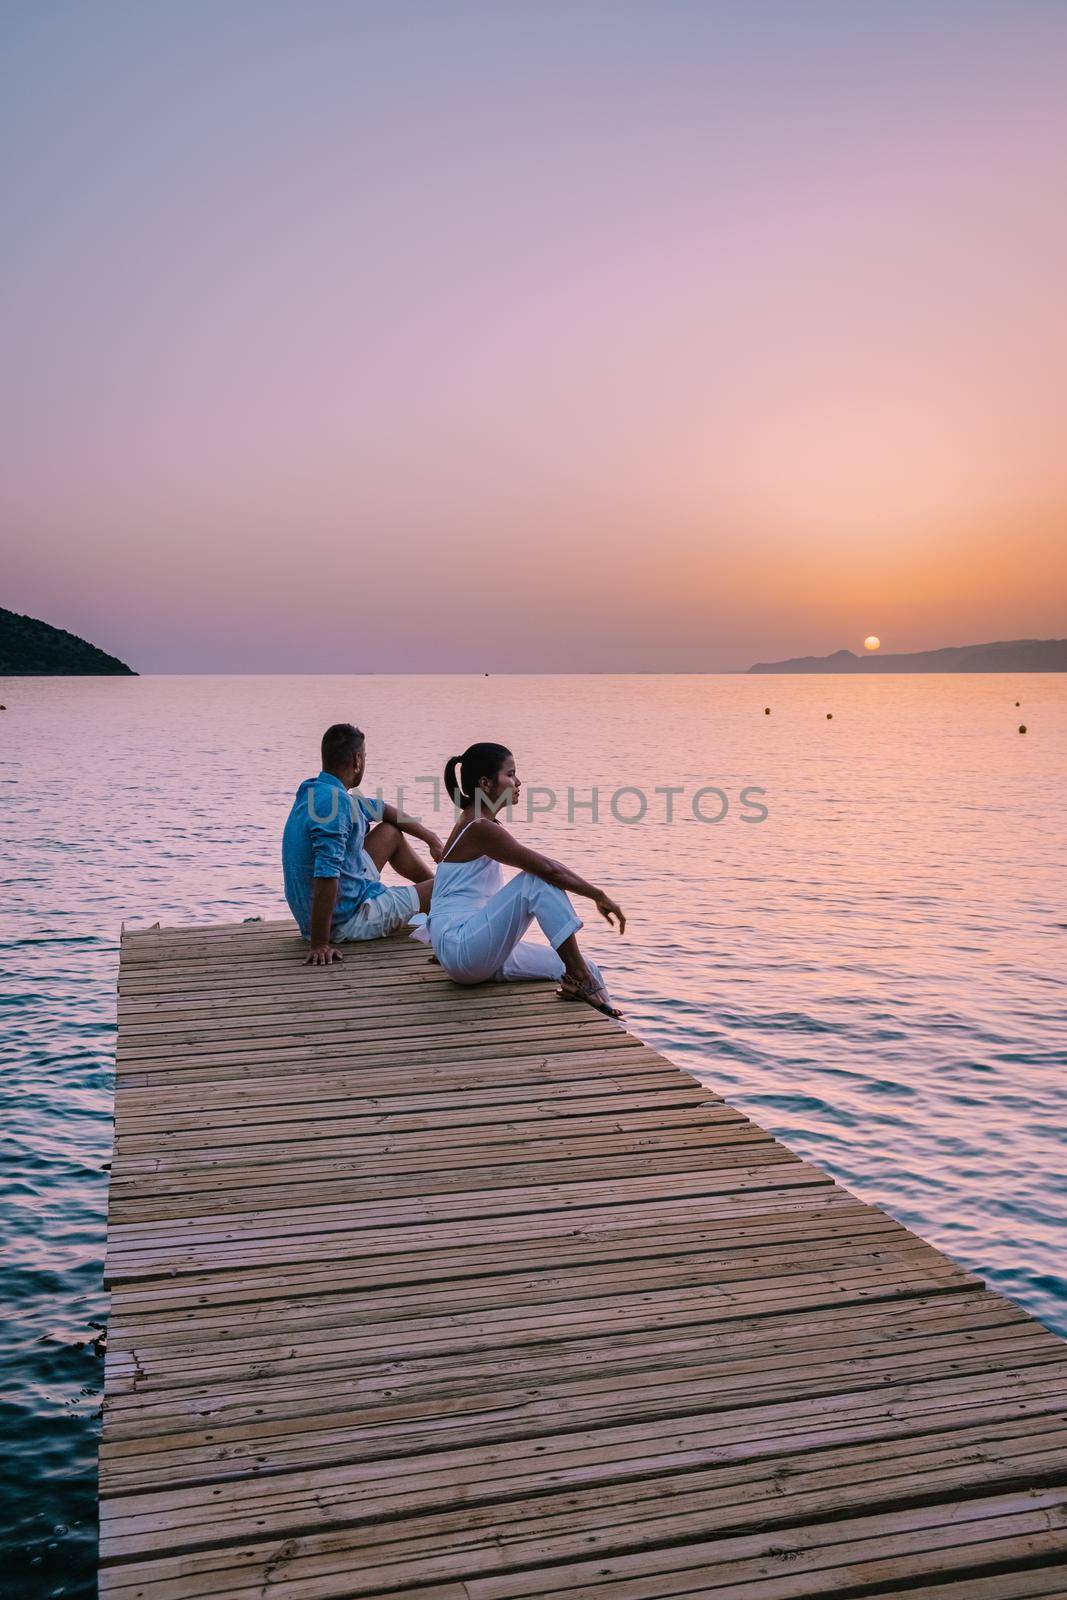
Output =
[{"x1": 558, "y1": 971, "x2": 622, "y2": 1019}]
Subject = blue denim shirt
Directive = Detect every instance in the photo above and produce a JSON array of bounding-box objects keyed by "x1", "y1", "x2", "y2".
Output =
[{"x1": 282, "y1": 772, "x2": 386, "y2": 940}]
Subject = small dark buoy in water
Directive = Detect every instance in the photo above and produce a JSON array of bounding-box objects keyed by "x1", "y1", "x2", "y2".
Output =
[
  {"x1": 1015, "y1": 701, "x2": 1020, "y2": 707},
  {"x1": 1019, "y1": 724, "x2": 1027, "y2": 734},
  {"x1": 764, "y1": 706, "x2": 770, "y2": 715},
  {"x1": 826, "y1": 712, "x2": 833, "y2": 719}
]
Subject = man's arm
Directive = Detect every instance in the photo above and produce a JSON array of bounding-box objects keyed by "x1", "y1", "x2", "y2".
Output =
[
  {"x1": 305, "y1": 782, "x2": 350, "y2": 965},
  {"x1": 306, "y1": 877, "x2": 342, "y2": 964},
  {"x1": 378, "y1": 801, "x2": 444, "y2": 862}
]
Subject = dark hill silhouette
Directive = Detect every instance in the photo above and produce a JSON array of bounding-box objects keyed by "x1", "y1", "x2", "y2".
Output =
[
  {"x1": 748, "y1": 638, "x2": 1067, "y2": 674},
  {"x1": 0, "y1": 607, "x2": 136, "y2": 675}
]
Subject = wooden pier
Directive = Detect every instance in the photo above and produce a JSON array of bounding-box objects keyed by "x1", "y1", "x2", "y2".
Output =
[{"x1": 101, "y1": 920, "x2": 1067, "y2": 1599}]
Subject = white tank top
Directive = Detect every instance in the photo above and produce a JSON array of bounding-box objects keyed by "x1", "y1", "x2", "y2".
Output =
[{"x1": 428, "y1": 822, "x2": 503, "y2": 935}]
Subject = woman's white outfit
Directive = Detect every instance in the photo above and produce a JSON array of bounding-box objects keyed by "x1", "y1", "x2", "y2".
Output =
[{"x1": 428, "y1": 824, "x2": 604, "y2": 988}]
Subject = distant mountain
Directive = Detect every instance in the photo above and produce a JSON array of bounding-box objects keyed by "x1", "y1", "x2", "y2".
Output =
[
  {"x1": 0, "y1": 607, "x2": 136, "y2": 675},
  {"x1": 748, "y1": 638, "x2": 1067, "y2": 674}
]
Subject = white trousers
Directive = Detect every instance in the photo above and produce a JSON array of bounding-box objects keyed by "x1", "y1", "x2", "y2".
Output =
[{"x1": 432, "y1": 872, "x2": 604, "y2": 988}]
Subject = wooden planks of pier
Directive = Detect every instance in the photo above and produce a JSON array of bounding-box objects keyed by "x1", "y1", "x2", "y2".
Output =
[{"x1": 100, "y1": 919, "x2": 1067, "y2": 1600}]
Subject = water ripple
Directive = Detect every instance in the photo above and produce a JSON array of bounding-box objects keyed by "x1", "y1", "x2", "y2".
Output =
[{"x1": 1, "y1": 669, "x2": 1065, "y2": 1598}]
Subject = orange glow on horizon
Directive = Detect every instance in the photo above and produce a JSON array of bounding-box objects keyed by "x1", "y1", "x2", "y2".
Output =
[{"x1": 3, "y1": 6, "x2": 1067, "y2": 671}]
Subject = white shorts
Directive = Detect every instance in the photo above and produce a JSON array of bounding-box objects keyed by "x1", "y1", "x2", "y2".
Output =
[{"x1": 335, "y1": 852, "x2": 421, "y2": 941}]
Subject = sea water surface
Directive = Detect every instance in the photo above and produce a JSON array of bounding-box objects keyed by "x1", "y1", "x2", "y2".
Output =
[{"x1": 1, "y1": 672, "x2": 1065, "y2": 1596}]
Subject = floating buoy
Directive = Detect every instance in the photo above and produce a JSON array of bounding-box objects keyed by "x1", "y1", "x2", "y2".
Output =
[
  {"x1": 1019, "y1": 725, "x2": 1027, "y2": 734},
  {"x1": 826, "y1": 712, "x2": 833, "y2": 719},
  {"x1": 0, "y1": 704, "x2": 5, "y2": 711},
  {"x1": 1015, "y1": 701, "x2": 1020, "y2": 707},
  {"x1": 764, "y1": 707, "x2": 770, "y2": 715}
]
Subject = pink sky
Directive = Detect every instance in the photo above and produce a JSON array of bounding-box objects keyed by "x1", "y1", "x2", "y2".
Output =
[{"x1": 2, "y1": 1, "x2": 1066, "y2": 671}]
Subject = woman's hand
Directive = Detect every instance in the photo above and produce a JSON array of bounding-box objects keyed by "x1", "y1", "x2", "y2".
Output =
[{"x1": 594, "y1": 892, "x2": 626, "y2": 934}]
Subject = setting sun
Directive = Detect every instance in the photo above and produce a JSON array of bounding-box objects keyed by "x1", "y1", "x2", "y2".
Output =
[{"x1": 864, "y1": 635, "x2": 881, "y2": 651}]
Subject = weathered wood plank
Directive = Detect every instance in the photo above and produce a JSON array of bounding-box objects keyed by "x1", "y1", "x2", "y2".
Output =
[{"x1": 100, "y1": 923, "x2": 1067, "y2": 1598}]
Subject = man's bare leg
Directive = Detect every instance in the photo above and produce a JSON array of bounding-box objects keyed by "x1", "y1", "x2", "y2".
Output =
[{"x1": 364, "y1": 822, "x2": 434, "y2": 911}]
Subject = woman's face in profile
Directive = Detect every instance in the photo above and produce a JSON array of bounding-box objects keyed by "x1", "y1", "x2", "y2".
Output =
[{"x1": 485, "y1": 752, "x2": 519, "y2": 809}]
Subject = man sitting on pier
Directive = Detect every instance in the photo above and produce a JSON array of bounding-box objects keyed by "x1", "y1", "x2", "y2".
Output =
[{"x1": 283, "y1": 723, "x2": 443, "y2": 966}]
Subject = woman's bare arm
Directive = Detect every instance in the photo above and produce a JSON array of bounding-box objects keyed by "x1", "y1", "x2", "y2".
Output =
[{"x1": 469, "y1": 822, "x2": 625, "y2": 932}]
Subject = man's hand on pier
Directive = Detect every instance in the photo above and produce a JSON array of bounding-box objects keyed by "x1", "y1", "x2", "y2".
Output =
[{"x1": 304, "y1": 944, "x2": 343, "y2": 966}]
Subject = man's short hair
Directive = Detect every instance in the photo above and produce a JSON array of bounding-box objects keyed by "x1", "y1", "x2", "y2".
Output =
[{"x1": 321, "y1": 723, "x2": 365, "y2": 769}]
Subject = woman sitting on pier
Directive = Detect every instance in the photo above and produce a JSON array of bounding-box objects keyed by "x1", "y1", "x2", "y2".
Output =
[{"x1": 427, "y1": 742, "x2": 625, "y2": 1017}]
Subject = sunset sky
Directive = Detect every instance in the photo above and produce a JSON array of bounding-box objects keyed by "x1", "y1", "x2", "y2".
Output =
[{"x1": 3, "y1": 0, "x2": 1066, "y2": 672}]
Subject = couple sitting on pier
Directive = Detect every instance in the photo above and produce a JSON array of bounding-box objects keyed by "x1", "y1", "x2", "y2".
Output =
[{"x1": 282, "y1": 722, "x2": 625, "y2": 1016}]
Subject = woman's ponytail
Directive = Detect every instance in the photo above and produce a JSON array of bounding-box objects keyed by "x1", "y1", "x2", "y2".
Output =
[
  {"x1": 444, "y1": 743, "x2": 511, "y2": 810},
  {"x1": 444, "y1": 755, "x2": 469, "y2": 808}
]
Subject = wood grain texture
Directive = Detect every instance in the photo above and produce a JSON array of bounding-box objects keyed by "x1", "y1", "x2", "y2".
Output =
[{"x1": 100, "y1": 920, "x2": 1067, "y2": 1598}]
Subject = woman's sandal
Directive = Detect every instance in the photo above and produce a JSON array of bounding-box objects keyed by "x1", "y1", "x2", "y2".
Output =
[{"x1": 558, "y1": 973, "x2": 623, "y2": 1019}]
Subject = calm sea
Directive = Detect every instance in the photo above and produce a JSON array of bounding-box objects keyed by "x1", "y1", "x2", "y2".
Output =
[{"x1": 2, "y1": 672, "x2": 1065, "y2": 1597}]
